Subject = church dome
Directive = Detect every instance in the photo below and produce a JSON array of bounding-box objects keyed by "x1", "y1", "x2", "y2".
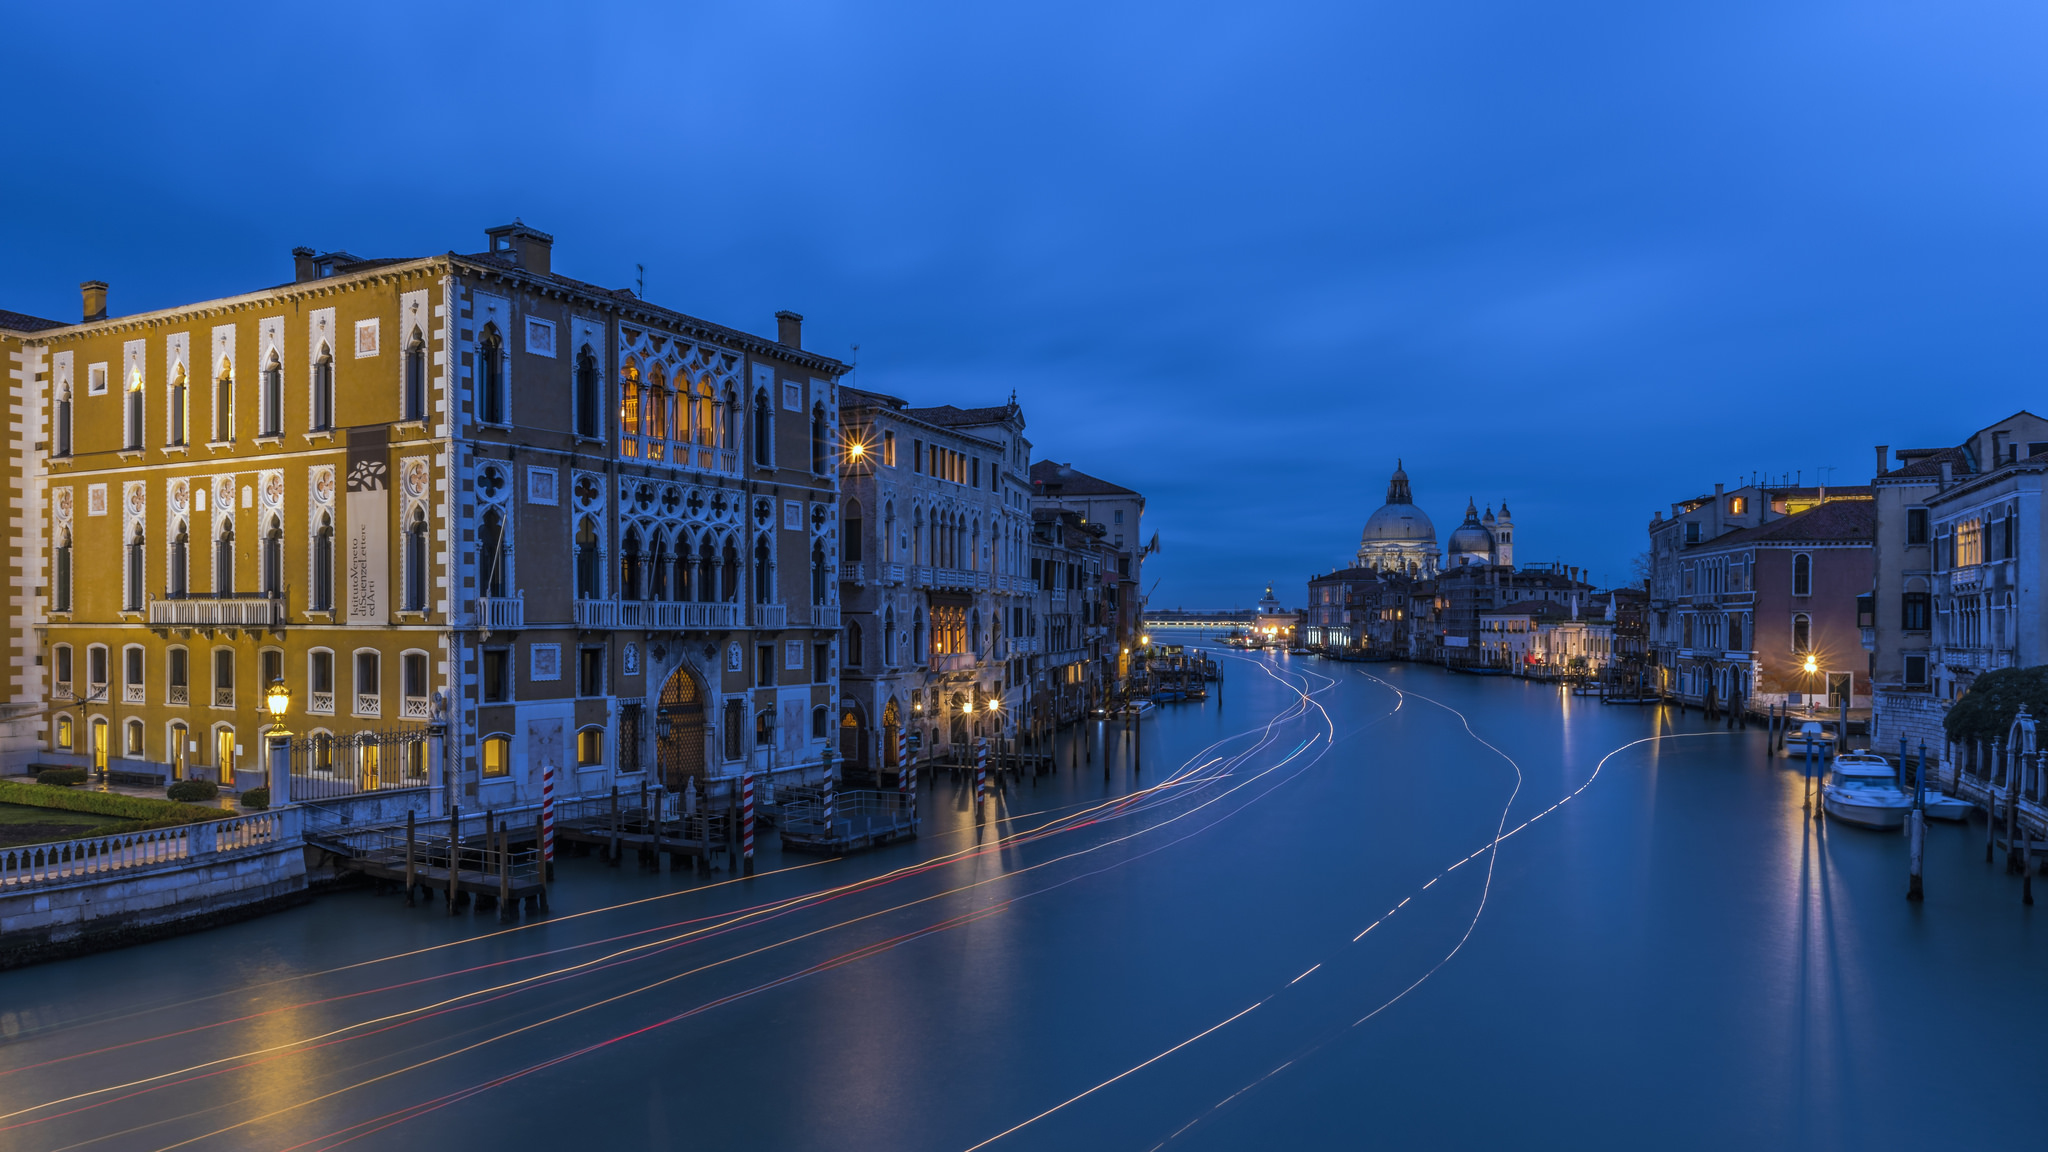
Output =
[
  {"x1": 1447, "y1": 499, "x2": 1495, "y2": 564},
  {"x1": 1359, "y1": 460, "x2": 1437, "y2": 545}
]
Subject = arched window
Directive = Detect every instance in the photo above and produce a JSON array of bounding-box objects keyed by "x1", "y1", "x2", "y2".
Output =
[
  {"x1": 812, "y1": 540, "x2": 828, "y2": 605},
  {"x1": 846, "y1": 620, "x2": 863, "y2": 668},
  {"x1": 722, "y1": 385, "x2": 738, "y2": 449},
  {"x1": 575, "y1": 518, "x2": 601, "y2": 599},
  {"x1": 312, "y1": 514, "x2": 335, "y2": 610},
  {"x1": 167, "y1": 646, "x2": 188, "y2": 705},
  {"x1": 168, "y1": 365, "x2": 187, "y2": 446},
  {"x1": 168, "y1": 721, "x2": 188, "y2": 779},
  {"x1": 261, "y1": 351, "x2": 283, "y2": 437},
  {"x1": 214, "y1": 361, "x2": 234, "y2": 443},
  {"x1": 215, "y1": 521, "x2": 234, "y2": 595},
  {"x1": 169, "y1": 521, "x2": 189, "y2": 597},
  {"x1": 650, "y1": 533, "x2": 671, "y2": 601},
  {"x1": 1791, "y1": 612, "x2": 1811, "y2": 652},
  {"x1": 755, "y1": 706, "x2": 776, "y2": 747},
  {"x1": 1791, "y1": 553, "x2": 1812, "y2": 597},
  {"x1": 55, "y1": 380, "x2": 72, "y2": 457},
  {"x1": 972, "y1": 608, "x2": 983, "y2": 657},
  {"x1": 754, "y1": 537, "x2": 774, "y2": 603},
  {"x1": 575, "y1": 345, "x2": 599, "y2": 438},
  {"x1": 477, "y1": 325, "x2": 504, "y2": 424},
  {"x1": 403, "y1": 508, "x2": 428, "y2": 611},
  {"x1": 646, "y1": 364, "x2": 669, "y2": 460},
  {"x1": 695, "y1": 537, "x2": 716, "y2": 602},
  {"x1": 213, "y1": 647, "x2": 235, "y2": 708},
  {"x1": 54, "y1": 529, "x2": 72, "y2": 612},
  {"x1": 577, "y1": 726, "x2": 604, "y2": 768},
  {"x1": 482, "y1": 734, "x2": 511, "y2": 778},
  {"x1": 914, "y1": 608, "x2": 926, "y2": 660},
  {"x1": 404, "y1": 329, "x2": 427, "y2": 421},
  {"x1": 125, "y1": 525, "x2": 145, "y2": 611},
  {"x1": 620, "y1": 359, "x2": 641, "y2": 456},
  {"x1": 479, "y1": 509, "x2": 506, "y2": 598},
  {"x1": 753, "y1": 389, "x2": 773, "y2": 466},
  {"x1": 262, "y1": 518, "x2": 284, "y2": 597},
  {"x1": 55, "y1": 713, "x2": 74, "y2": 751},
  {"x1": 126, "y1": 718, "x2": 144, "y2": 757},
  {"x1": 721, "y1": 539, "x2": 741, "y2": 603},
  {"x1": 843, "y1": 499, "x2": 863, "y2": 565},
  {"x1": 811, "y1": 403, "x2": 827, "y2": 474},
  {"x1": 695, "y1": 378, "x2": 716, "y2": 446},
  {"x1": 812, "y1": 706, "x2": 829, "y2": 740},
  {"x1": 883, "y1": 501, "x2": 895, "y2": 562},
  {"x1": 311, "y1": 345, "x2": 334, "y2": 431},
  {"x1": 620, "y1": 529, "x2": 643, "y2": 601},
  {"x1": 913, "y1": 508, "x2": 925, "y2": 565},
  {"x1": 125, "y1": 367, "x2": 144, "y2": 450}
]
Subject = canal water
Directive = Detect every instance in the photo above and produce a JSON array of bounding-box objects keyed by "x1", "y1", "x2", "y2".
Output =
[{"x1": 5, "y1": 655, "x2": 2044, "y2": 1151}]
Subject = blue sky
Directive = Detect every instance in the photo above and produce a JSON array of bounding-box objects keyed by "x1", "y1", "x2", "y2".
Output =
[{"x1": 4, "y1": 1, "x2": 2044, "y2": 609}]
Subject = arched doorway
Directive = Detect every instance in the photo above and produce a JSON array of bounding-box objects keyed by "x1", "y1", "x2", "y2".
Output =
[
  {"x1": 881, "y1": 698, "x2": 900, "y2": 769},
  {"x1": 656, "y1": 666, "x2": 706, "y2": 791},
  {"x1": 839, "y1": 707, "x2": 864, "y2": 772}
]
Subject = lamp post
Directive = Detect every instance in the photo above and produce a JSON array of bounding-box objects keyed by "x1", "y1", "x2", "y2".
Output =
[
  {"x1": 264, "y1": 678, "x2": 292, "y2": 805},
  {"x1": 1802, "y1": 653, "x2": 1818, "y2": 719}
]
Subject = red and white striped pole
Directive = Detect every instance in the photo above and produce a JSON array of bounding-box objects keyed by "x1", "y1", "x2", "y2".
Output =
[
  {"x1": 741, "y1": 773, "x2": 756, "y2": 876},
  {"x1": 541, "y1": 762, "x2": 555, "y2": 878},
  {"x1": 975, "y1": 737, "x2": 988, "y2": 810}
]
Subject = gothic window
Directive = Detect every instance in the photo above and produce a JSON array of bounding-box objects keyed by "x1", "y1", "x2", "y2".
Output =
[
  {"x1": 696, "y1": 538, "x2": 716, "y2": 602},
  {"x1": 404, "y1": 329, "x2": 427, "y2": 421},
  {"x1": 650, "y1": 533, "x2": 671, "y2": 600},
  {"x1": 694, "y1": 378, "x2": 715, "y2": 446},
  {"x1": 620, "y1": 359, "x2": 642, "y2": 456},
  {"x1": 753, "y1": 389, "x2": 773, "y2": 466},
  {"x1": 53, "y1": 530, "x2": 72, "y2": 612},
  {"x1": 575, "y1": 517, "x2": 601, "y2": 599},
  {"x1": 914, "y1": 608, "x2": 926, "y2": 660},
  {"x1": 312, "y1": 515, "x2": 335, "y2": 611},
  {"x1": 311, "y1": 346, "x2": 334, "y2": 431},
  {"x1": 477, "y1": 324, "x2": 505, "y2": 424},
  {"x1": 646, "y1": 364, "x2": 669, "y2": 460},
  {"x1": 169, "y1": 521, "x2": 190, "y2": 597},
  {"x1": 403, "y1": 508, "x2": 428, "y2": 611},
  {"x1": 261, "y1": 351, "x2": 283, "y2": 437},
  {"x1": 1791, "y1": 553, "x2": 1812, "y2": 597},
  {"x1": 168, "y1": 365, "x2": 187, "y2": 446},
  {"x1": 844, "y1": 502, "x2": 863, "y2": 564},
  {"x1": 812, "y1": 541, "x2": 828, "y2": 604},
  {"x1": 125, "y1": 368, "x2": 144, "y2": 450},
  {"x1": 754, "y1": 536, "x2": 774, "y2": 603},
  {"x1": 846, "y1": 620, "x2": 863, "y2": 668},
  {"x1": 215, "y1": 361, "x2": 234, "y2": 442},
  {"x1": 575, "y1": 345, "x2": 599, "y2": 438},
  {"x1": 263, "y1": 518, "x2": 284, "y2": 597},
  {"x1": 124, "y1": 526, "x2": 144, "y2": 611},
  {"x1": 55, "y1": 381, "x2": 72, "y2": 457},
  {"x1": 884, "y1": 608, "x2": 897, "y2": 665},
  {"x1": 722, "y1": 539, "x2": 740, "y2": 603},
  {"x1": 811, "y1": 402, "x2": 827, "y2": 474},
  {"x1": 620, "y1": 529, "x2": 643, "y2": 601},
  {"x1": 1791, "y1": 612, "x2": 1811, "y2": 653}
]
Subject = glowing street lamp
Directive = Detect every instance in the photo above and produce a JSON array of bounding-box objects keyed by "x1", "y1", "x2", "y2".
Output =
[{"x1": 265, "y1": 679, "x2": 293, "y2": 738}]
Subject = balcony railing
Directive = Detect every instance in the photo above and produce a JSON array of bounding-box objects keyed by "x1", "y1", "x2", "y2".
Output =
[
  {"x1": 150, "y1": 591, "x2": 285, "y2": 628},
  {"x1": 575, "y1": 599, "x2": 747, "y2": 631},
  {"x1": 167, "y1": 684, "x2": 188, "y2": 705},
  {"x1": 811, "y1": 604, "x2": 841, "y2": 629},
  {"x1": 309, "y1": 691, "x2": 335, "y2": 715},
  {"x1": 928, "y1": 652, "x2": 974, "y2": 672},
  {"x1": 213, "y1": 688, "x2": 233, "y2": 708},
  {"x1": 1010, "y1": 636, "x2": 1041, "y2": 655},
  {"x1": 753, "y1": 603, "x2": 788, "y2": 630},
  {"x1": 123, "y1": 684, "x2": 145, "y2": 705},
  {"x1": 883, "y1": 563, "x2": 905, "y2": 586},
  {"x1": 356, "y1": 694, "x2": 381, "y2": 717},
  {"x1": 53, "y1": 683, "x2": 73, "y2": 701},
  {"x1": 401, "y1": 695, "x2": 431, "y2": 721},
  {"x1": 931, "y1": 567, "x2": 976, "y2": 590},
  {"x1": 842, "y1": 561, "x2": 864, "y2": 587},
  {"x1": 619, "y1": 440, "x2": 744, "y2": 478},
  {"x1": 471, "y1": 595, "x2": 525, "y2": 631}
]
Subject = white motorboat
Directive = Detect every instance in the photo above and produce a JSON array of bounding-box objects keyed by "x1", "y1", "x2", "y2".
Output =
[
  {"x1": 1919, "y1": 792, "x2": 1973, "y2": 821},
  {"x1": 1783, "y1": 721, "x2": 1837, "y2": 759},
  {"x1": 1822, "y1": 752, "x2": 1913, "y2": 830},
  {"x1": 1835, "y1": 751, "x2": 1975, "y2": 821}
]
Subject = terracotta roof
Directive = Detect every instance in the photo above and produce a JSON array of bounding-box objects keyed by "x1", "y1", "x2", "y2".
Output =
[
  {"x1": 1886, "y1": 444, "x2": 1971, "y2": 479},
  {"x1": 904, "y1": 403, "x2": 1017, "y2": 427},
  {"x1": 1030, "y1": 460, "x2": 1139, "y2": 497},
  {"x1": 0, "y1": 309, "x2": 66, "y2": 333},
  {"x1": 1696, "y1": 498, "x2": 1875, "y2": 547}
]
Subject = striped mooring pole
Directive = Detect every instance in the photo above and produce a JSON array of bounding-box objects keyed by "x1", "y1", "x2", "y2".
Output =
[
  {"x1": 822, "y1": 754, "x2": 837, "y2": 838},
  {"x1": 541, "y1": 762, "x2": 556, "y2": 878},
  {"x1": 898, "y1": 728, "x2": 912, "y2": 797},
  {"x1": 741, "y1": 773, "x2": 756, "y2": 875},
  {"x1": 975, "y1": 737, "x2": 988, "y2": 809}
]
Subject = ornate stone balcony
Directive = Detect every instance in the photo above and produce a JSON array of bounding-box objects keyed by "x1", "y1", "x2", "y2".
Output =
[
  {"x1": 149, "y1": 592, "x2": 285, "y2": 628},
  {"x1": 471, "y1": 595, "x2": 525, "y2": 631},
  {"x1": 753, "y1": 603, "x2": 788, "y2": 630}
]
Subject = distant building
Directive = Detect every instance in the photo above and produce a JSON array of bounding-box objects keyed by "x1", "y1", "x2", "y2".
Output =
[{"x1": 1357, "y1": 461, "x2": 1441, "y2": 576}]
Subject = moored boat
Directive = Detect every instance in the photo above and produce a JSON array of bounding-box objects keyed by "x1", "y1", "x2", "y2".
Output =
[
  {"x1": 1822, "y1": 751, "x2": 1913, "y2": 830},
  {"x1": 1783, "y1": 721, "x2": 1837, "y2": 759}
]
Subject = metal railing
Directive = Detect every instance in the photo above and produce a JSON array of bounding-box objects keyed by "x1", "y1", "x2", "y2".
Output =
[
  {"x1": 149, "y1": 591, "x2": 286, "y2": 628},
  {"x1": 1, "y1": 809, "x2": 296, "y2": 892},
  {"x1": 283, "y1": 727, "x2": 432, "y2": 802}
]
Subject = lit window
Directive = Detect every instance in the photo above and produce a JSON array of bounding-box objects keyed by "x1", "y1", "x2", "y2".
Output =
[
  {"x1": 482, "y1": 735, "x2": 511, "y2": 778},
  {"x1": 577, "y1": 727, "x2": 603, "y2": 767}
]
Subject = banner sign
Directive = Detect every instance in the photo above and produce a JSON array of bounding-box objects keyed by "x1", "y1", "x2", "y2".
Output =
[{"x1": 346, "y1": 429, "x2": 389, "y2": 624}]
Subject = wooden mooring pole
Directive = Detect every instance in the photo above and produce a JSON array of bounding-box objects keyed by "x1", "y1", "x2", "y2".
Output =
[
  {"x1": 1907, "y1": 808, "x2": 1925, "y2": 901},
  {"x1": 609, "y1": 784, "x2": 622, "y2": 866},
  {"x1": 446, "y1": 803, "x2": 460, "y2": 915},
  {"x1": 404, "y1": 809, "x2": 417, "y2": 907},
  {"x1": 497, "y1": 820, "x2": 512, "y2": 923}
]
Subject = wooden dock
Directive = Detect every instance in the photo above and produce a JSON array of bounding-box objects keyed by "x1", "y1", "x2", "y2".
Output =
[{"x1": 778, "y1": 789, "x2": 919, "y2": 854}]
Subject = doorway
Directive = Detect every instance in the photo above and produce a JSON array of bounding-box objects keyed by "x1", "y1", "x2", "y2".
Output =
[
  {"x1": 656, "y1": 667, "x2": 706, "y2": 791},
  {"x1": 1827, "y1": 672, "x2": 1852, "y2": 710}
]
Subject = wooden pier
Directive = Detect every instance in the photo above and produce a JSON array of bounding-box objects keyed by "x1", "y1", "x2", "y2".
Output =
[{"x1": 778, "y1": 788, "x2": 920, "y2": 854}]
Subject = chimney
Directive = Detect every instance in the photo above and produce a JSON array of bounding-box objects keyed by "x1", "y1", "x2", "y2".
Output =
[
  {"x1": 1939, "y1": 460, "x2": 1952, "y2": 490},
  {"x1": 79, "y1": 280, "x2": 107, "y2": 322},
  {"x1": 293, "y1": 246, "x2": 316, "y2": 283},
  {"x1": 775, "y1": 310, "x2": 803, "y2": 349},
  {"x1": 1875, "y1": 444, "x2": 1889, "y2": 478},
  {"x1": 483, "y1": 221, "x2": 553, "y2": 275}
]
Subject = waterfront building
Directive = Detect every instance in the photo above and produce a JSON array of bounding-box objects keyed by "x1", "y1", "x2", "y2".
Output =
[
  {"x1": 1, "y1": 309, "x2": 68, "y2": 768},
  {"x1": 835, "y1": 388, "x2": 1031, "y2": 771},
  {"x1": 1865, "y1": 413, "x2": 2048, "y2": 752},
  {"x1": 10, "y1": 224, "x2": 846, "y2": 806},
  {"x1": 1030, "y1": 460, "x2": 1147, "y2": 685},
  {"x1": 1029, "y1": 507, "x2": 1110, "y2": 723},
  {"x1": 1921, "y1": 443, "x2": 2048, "y2": 708}
]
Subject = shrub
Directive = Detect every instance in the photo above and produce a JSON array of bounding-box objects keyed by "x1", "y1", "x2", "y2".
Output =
[
  {"x1": 166, "y1": 779, "x2": 220, "y2": 803},
  {"x1": 35, "y1": 767, "x2": 88, "y2": 787},
  {"x1": 1943, "y1": 665, "x2": 2048, "y2": 747},
  {"x1": 0, "y1": 780, "x2": 224, "y2": 825},
  {"x1": 239, "y1": 787, "x2": 270, "y2": 811}
]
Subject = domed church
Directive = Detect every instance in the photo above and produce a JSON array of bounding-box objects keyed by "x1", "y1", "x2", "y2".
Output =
[
  {"x1": 1356, "y1": 462, "x2": 1516, "y2": 575},
  {"x1": 1356, "y1": 461, "x2": 1441, "y2": 576}
]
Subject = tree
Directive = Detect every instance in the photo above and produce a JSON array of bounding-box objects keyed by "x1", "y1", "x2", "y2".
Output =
[{"x1": 1942, "y1": 666, "x2": 2048, "y2": 746}]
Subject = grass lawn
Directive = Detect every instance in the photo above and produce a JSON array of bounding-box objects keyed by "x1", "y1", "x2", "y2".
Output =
[{"x1": 0, "y1": 801, "x2": 131, "y2": 848}]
